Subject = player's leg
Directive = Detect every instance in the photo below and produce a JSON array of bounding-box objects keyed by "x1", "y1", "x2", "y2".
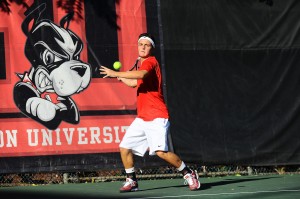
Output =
[
  {"x1": 119, "y1": 147, "x2": 137, "y2": 181},
  {"x1": 119, "y1": 118, "x2": 148, "y2": 192},
  {"x1": 155, "y1": 150, "x2": 181, "y2": 168},
  {"x1": 119, "y1": 147, "x2": 139, "y2": 192},
  {"x1": 145, "y1": 118, "x2": 201, "y2": 191},
  {"x1": 155, "y1": 151, "x2": 194, "y2": 175},
  {"x1": 120, "y1": 147, "x2": 134, "y2": 169},
  {"x1": 155, "y1": 150, "x2": 200, "y2": 190}
]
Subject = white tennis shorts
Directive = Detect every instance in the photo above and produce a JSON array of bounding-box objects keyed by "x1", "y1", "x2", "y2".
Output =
[{"x1": 119, "y1": 118, "x2": 170, "y2": 157}]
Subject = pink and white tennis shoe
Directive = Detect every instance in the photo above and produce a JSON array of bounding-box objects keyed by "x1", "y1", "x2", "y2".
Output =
[
  {"x1": 119, "y1": 178, "x2": 139, "y2": 192},
  {"x1": 184, "y1": 170, "x2": 201, "y2": 191}
]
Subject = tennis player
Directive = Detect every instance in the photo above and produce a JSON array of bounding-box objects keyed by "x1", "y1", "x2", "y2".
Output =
[{"x1": 100, "y1": 33, "x2": 200, "y2": 192}]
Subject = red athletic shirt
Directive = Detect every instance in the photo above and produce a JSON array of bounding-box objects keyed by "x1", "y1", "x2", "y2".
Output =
[{"x1": 136, "y1": 56, "x2": 169, "y2": 120}]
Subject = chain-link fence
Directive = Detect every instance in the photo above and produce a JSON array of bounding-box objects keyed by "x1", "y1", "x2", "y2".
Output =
[{"x1": 1, "y1": 164, "x2": 299, "y2": 187}]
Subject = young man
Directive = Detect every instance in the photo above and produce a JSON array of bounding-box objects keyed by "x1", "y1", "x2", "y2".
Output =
[{"x1": 100, "y1": 33, "x2": 200, "y2": 192}]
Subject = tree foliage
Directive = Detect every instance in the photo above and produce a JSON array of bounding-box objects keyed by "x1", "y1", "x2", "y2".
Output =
[{"x1": 0, "y1": 0, "x2": 83, "y2": 20}]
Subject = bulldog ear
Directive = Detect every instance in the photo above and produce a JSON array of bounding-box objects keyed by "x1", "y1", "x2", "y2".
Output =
[
  {"x1": 22, "y1": 3, "x2": 46, "y2": 36},
  {"x1": 60, "y1": 11, "x2": 74, "y2": 30}
]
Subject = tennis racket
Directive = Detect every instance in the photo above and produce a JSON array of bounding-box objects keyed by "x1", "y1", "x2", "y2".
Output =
[{"x1": 128, "y1": 57, "x2": 141, "y2": 71}]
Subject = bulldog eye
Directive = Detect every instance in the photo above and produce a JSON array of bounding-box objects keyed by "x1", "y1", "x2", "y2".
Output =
[
  {"x1": 42, "y1": 50, "x2": 62, "y2": 65},
  {"x1": 42, "y1": 50, "x2": 54, "y2": 65}
]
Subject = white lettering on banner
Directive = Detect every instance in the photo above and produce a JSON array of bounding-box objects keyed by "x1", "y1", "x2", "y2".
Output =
[
  {"x1": 0, "y1": 131, "x2": 3, "y2": 147},
  {"x1": 55, "y1": 129, "x2": 62, "y2": 145},
  {"x1": 41, "y1": 129, "x2": 52, "y2": 146},
  {"x1": 63, "y1": 128, "x2": 74, "y2": 145},
  {"x1": 78, "y1": 127, "x2": 88, "y2": 144},
  {"x1": 103, "y1": 126, "x2": 113, "y2": 143},
  {"x1": 113, "y1": 126, "x2": 120, "y2": 143},
  {"x1": 27, "y1": 129, "x2": 39, "y2": 146},
  {"x1": 1, "y1": 126, "x2": 129, "y2": 148},
  {"x1": 120, "y1": 126, "x2": 128, "y2": 143},
  {"x1": 0, "y1": 130, "x2": 18, "y2": 147},
  {"x1": 90, "y1": 127, "x2": 101, "y2": 144}
]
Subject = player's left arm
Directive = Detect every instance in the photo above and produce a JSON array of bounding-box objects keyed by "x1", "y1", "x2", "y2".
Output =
[
  {"x1": 100, "y1": 66, "x2": 148, "y2": 79},
  {"x1": 117, "y1": 77, "x2": 137, "y2": 88}
]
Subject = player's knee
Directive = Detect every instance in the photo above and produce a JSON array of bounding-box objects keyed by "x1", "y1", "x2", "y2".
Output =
[
  {"x1": 120, "y1": 147, "x2": 130, "y2": 154},
  {"x1": 156, "y1": 150, "x2": 167, "y2": 159}
]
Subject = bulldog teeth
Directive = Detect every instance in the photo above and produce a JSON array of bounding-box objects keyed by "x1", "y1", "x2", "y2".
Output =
[
  {"x1": 40, "y1": 78, "x2": 46, "y2": 88},
  {"x1": 45, "y1": 76, "x2": 51, "y2": 86},
  {"x1": 37, "y1": 71, "x2": 52, "y2": 89},
  {"x1": 38, "y1": 72, "x2": 45, "y2": 86}
]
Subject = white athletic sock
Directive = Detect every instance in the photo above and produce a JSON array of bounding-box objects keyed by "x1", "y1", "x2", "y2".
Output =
[
  {"x1": 125, "y1": 167, "x2": 135, "y2": 173},
  {"x1": 176, "y1": 161, "x2": 186, "y2": 172}
]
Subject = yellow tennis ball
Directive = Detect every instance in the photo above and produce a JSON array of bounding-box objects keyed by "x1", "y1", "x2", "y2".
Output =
[{"x1": 113, "y1": 61, "x2": 122, "y2": 70}]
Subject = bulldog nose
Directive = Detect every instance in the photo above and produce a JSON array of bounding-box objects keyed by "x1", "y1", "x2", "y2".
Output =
[{"x1": 71, "y1": 65, "x2": 87, "y2": 77}]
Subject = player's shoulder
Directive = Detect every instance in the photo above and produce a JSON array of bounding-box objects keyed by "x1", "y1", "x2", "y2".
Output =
[
  {"x1": 144, "y1": 56, "x2": 158, "y2": 64},
  {"x1": 141, "y1": 56, "x2": 159, "y2": 71}
]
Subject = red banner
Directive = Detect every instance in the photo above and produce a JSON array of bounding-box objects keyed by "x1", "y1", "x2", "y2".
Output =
[
  {"x1": 0, "y1": 115, "x2": 135, "y2": 157},
  {"x1": 0, "y1": 0, "x2": 147, "y2": 157}
]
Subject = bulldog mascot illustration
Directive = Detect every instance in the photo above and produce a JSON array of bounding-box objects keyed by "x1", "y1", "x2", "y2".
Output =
[{"x1": 13, "y1": 4, "x2": 92, "y2": 130}]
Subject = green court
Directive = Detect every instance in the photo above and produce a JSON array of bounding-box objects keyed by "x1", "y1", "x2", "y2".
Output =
[{"x1": 1, "y1": 174, "x2": 300, "y2": 199}]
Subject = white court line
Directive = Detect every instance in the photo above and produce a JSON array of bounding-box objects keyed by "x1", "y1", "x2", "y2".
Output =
[{"x1": 130, "y1": 189, "x2": 300, "y2": 199}]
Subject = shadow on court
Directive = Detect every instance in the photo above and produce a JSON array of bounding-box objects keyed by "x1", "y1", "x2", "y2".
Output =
[
  {"x1": 137, "y1": 184, "x2": 186, "y2": 191},
  {"x1": 199, "y1": 176, "x2": 278, "y2": 190},
  {"x1": 137, "y1": 176, "x2": 276, "y2": 192}
]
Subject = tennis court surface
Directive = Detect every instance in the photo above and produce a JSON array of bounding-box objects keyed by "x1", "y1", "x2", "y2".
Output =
[{"x1": 1, "y1": 174, "x2": 300, "y2": 199}]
